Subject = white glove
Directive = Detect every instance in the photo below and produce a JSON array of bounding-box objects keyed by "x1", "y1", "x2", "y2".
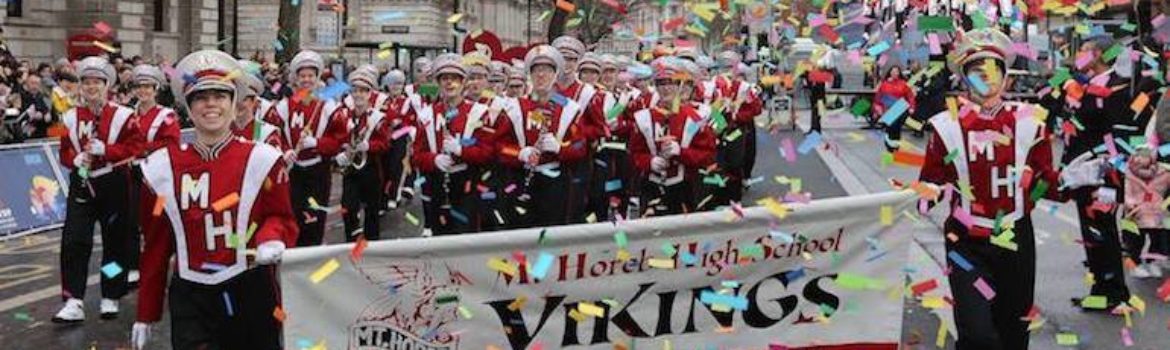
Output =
[
  {"x1": 334, "y1": 152, "x2": 351, "y2": 167},
  {"x1": 255, "y1": 241, "x2": 285, "y2": 265},
  {"x1": 442, "y1": 137, "x2": 462, "y2": 156},
  {"x1": 434, "y1": 154, "x2": 456, "y2": 173},
  {"x1": 536, "y1": 134, "x2": 560, "y2": 153},
  {"x1": 661, "y1": 140, "x2": 681, "y2": 158},
  {"x1": 130, "y1": 322, "x2": 151, "y2": 350},
  {"x1": 283, "y1": 150, "x2": 297, "y2": 164},
  {"x1": 299, "y1": 135, "x2": 318, "y2": 150},
  {"x1": 651, "y1": 156, "x2": 669, "y2": 173},
  {"x1": 73, "y1": 153, "x2": 91, "y2": 169},
  {"x1": 356, "y1": 141, "x2": 370, "y2": 152},
  {"x1": 518, "y1": 146, "x2": 539, "y2": 165},
  {"x1": 86, "y1": 140, "x2": 106, "y2": 156},
  {"x1": 1059, "y1": 154, "x2": 1106, "y2": 190}
]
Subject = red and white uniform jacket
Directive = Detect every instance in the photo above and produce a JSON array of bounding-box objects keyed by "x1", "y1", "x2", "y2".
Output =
[
  {"x1": 343, "y1": 106, "x2": 393, "y2": 162},
  {"x1": 136, "y1": 138, "x2": 297, "y2": 322},
  {"x1": 231, "y1": 116, "x2": 286, "y2": 152},
  {"x1": 265, "y1": 97, "x2": 349, "y2": 167},
  {"x1": 556, "y1": 81, "x2": 610, "y2": 142},
  {"x1": 629, "y1": 103, "x2": 717, "y2": 186},
  {"x1": 137, "y1": 105, "x2": 181, "y2": 154},
  {"x1": 495, "y1": 96, "x2": 589, "y2": 171},
  {"x1": 919, "y1": 102, "x2": 1060, "y2": 237},
  {"x1": 60, "y1": 102, "x2": 143, "y2": 176},
  {"x1": 711, "y1": 75, "x2": 763, "y2": 127},
  {"x1": 410, "y1": 99, "x2": 498, "y2": 173}
]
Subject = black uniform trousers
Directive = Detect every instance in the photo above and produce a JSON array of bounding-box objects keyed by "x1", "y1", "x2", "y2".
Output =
[
  {"x1": 169, "y1": 266, "x2": 282, "y2": 350},
  {"x1": 587, "y1": 143, "x2": 633, "y2": 222},
  {"x1": 945, "y1": 217, "x2": 1035, "y2": 350},
  {"x1": 528, "y1": 165, "x2": 577, "y2": 227},
  {"x1": 1070, "y1": 186, "x2": 1131, "y2": 304},
  {"x1": 291, "y1": 162, "x2": 332, "y2": 247},
  {"x1": 342, "y1": 159, "x2": 383, "y2": 242},
  {"x1": 60, "y1": 169, "x2": 131, "y2": 301},
  {"x1": 641, "y1": 179, "x2": 691, "y2": 217},
  {"x1": 424, "y1": 169, "x2": 481, "y2": 235}
]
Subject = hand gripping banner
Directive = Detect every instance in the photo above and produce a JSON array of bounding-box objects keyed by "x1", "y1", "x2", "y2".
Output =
[{"x1": 282, "y1": 191, "x2": 925, "y2": 349}]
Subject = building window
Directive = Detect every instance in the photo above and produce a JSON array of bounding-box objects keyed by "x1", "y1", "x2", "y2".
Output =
[
  {"x1": 7, "y1": 0, "x2": 22, "y2": 18},
  {"x1": 153, "y1": 0, "x2": 165, "y2": 31}
]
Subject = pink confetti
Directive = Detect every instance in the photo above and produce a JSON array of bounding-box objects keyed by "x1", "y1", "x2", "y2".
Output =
[
  {"x1": 952, "y1": 206, "x2": 975, "y2": 228},
  {"x1": 94, "y1": 21, "x2": 113, "y2": 35},
  {"x1": 1153, "y1": 14, "x2": 1167, "y2": 28},
  {"x1": 781, "y1": 138, "x2": 797, "y2": 163},
  {"x1": 391, "y1": 126, "x2": 414, "y2": 140},
  {"x1": 928, "y1": 34, "x2": 942, "y2": 55},
  {"x1": 973, "y1": 277, "x2": 996, "y2": 300},
  {"x1": 1104, "y1": 134, "x2": 1118, "y2": 158}
]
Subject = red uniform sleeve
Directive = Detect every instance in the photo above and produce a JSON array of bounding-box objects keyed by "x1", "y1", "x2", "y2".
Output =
[
  {"x1": 679, "y1": 125, "x2": 717, "y2": 168},
  {"x1": 494, "y1": 116, "x2": 524, "y2": 169},
  {"x1": 136, "y1": 186, "x2": 175, "y2": 323},
  {"x1": 733, "y1": 88, "x2": 762, "y2": 124},
  {"x1": 554, "y1": 120, "x2": 588, "y2": 163},
  {"x1": 104, "y1": 116, "x2": 144, "y2": 163},
  {"x1": 316, "y1": 107, "x2": 349, "y2": 158},
  {"x1": 60, "y1": 133, "x2": 78, "y2": 170},
  {"x1": 252, "y1": 158, "x2": 298, "y2": 247},
  {"x1": 919, "y1": 132, "x2": 957, "y2": 186},
  {"x1": 147, "y1": 113, "x2": 182, "y2": 153},
  {"x1": 411, "y1": 121, "x2": 439, "y2": 173},
  {"x1": 1026, "y1": 131, "x2": 1063, "y2": 202},
  {"x1": 368, "y1": 117, "x2": 392, "y2": 154},
  {"x1": 460, "y1": 123, "x2": 497, "y2": 166},
  {"x1": 629, "y1": 123, "x2": 653, "y2": 174},
  {"x1": 584, "y1": 94, "x2": 610, "y2": 140}
]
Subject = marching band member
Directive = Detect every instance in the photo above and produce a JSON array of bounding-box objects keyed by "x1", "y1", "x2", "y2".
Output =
[
  {"x1": 599, "y1": 54, "x2": 621, "y2": 91},
  {"x1": 918, "y1": 29, "x2": 1060, "y2": 349},
  {"x1": 380, "y1": 69, "x2": 414, "y2": 211},
  {"x1": 496, "y1": 45, "x2": 589, "y2": 227},
  {"x1": 131, "y1": 49, "x2": 296, "y2": 349},
  {"x1": 410, "y1": 54, "x2": 498, "y2": 235},
  {"x1": 126, "y1": 64, "x2": 181, "y2": 285},
  {"x1": 338, "y1": 68, "x2": 392, "y2": 242},
  {"x1": 578, "y1": 52, "x2": 629, "y2": 222},
  {"x1": 552, "y1": 37, "x2": 608, "y2": 223},
  {"x1": 234, "y1": 62, "x2": 285, "y2": 149},
  {"x1": 132, "y1": 64, "x2": 181, "y2": 153},
  {"x1": 53, "y1": 56, "x2": 143, "y2": 323},
  {"x1": 267, "y1": 50, "x2": 350, "y2": 246},
  {"x1": 505, "y1": 64, "x2": 527, "y2": 98},
  {"x1": 405, "y1": 57, "x2": 433, "y2": 97},
  {"x1": 709, "y1": 50, "x2": 763, "y2": 206},
  {"x1": 488, "y1": 60, "x2": 510, "y2": 96},
  {"x1": 629, "y1": 57, "x2": 717, "y2": 216},
  {"x1": 463, "y1": 51, "x2": 494, "y2": 102}
]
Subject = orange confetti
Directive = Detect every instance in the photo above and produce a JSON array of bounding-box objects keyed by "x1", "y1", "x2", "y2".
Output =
[
  {"x1": 273, "y1": 306, "x2": 287, "y2": 322},
  {"x1": 555, "y1": 0, "x2": 576, "y2": 12},
  {"x1": 351, "y1": 236, "x2": 368, "y2": 262},
  {"x1": 152, "y1": 196, "x2": 166, "y2": 216},
  {"x1": 211, "y1": 192, "x2": 240, "y2": 212},
  {"x1": 892, "y1": 150, "x2": 926, "y2": 167}
]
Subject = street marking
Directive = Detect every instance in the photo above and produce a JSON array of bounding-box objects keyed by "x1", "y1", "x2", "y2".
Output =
[{"x1": 0, "y1": 274, "x2": 98, "y2": 313}]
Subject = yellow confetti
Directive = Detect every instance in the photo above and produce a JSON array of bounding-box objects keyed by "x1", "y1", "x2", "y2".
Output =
[
  {"x1": 309, "y1": 258, "x2": 341, "y2": 284},
  {"x1": 404, "y1": 212, "x2": 420, "y2": 226},
  {"x1": 507, "y1": 296, "x2": 527, "y2": 311},
  {"x1": 447, "y1": 13, "x2": 465, "y2": 23},
  {"x1": 935, "y1": 316, "x2": 948, "y2": 347},
  {"x1": 879, "y1": 205, "x2": 893, "y2": 226},
  {"x1": 93, "y1": 41, "x2": 119, "y2": 53},
  {"x1": 567, "y1": 309, "x2": 587, "y2": 322},
  {"x1": 577, "y1": 302, "x2": 604, "y2": 318},
  {"x1": 487, "y1": 257, "x2": 518, "y2": 277},
  {"x1": 648, "y1": 258, "x2": 675, "y2": 269},
  {"x1": 921, "y1": 296, "x2": 947, "y2": 309}
]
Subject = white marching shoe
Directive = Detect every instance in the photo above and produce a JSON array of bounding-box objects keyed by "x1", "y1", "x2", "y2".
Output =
[
  {"x1": 51, "y1": 298, "x2": 85, "y2": 323},
  {"x1": 1132, "y1": 263, "x2": 1159, "y2": 279},
  {"x1": 421, "y1": 228, "x2": 433, "y2": 237},
  {"x1": 100, "y1": 298, "x2": 119, "y2": 319}
]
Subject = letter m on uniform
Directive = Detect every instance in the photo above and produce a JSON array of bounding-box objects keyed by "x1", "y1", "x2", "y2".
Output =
[{"x1": 181, "y1": 173, "x2": 210, "y2": 210}]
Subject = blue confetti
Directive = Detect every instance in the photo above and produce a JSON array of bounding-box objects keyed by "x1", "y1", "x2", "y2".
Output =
[
  {"x1": 948, "y1": 251, "x2": 975, "y2": 271},
  {"x1": 100, "y1": 262, "x2": 123, "y2": 278},
  {"x1": 878, "y1": 99, "x2": 910, "y2": 126},
  {"x1": 222, "y1": 292, "x2": 234, "y2": 317},
  {"x1": 798, "y1": 131, "x2": 823, "y2": 155},
  {"x1": 531, "y1": 252, "x2": 555, "y2": 280}
]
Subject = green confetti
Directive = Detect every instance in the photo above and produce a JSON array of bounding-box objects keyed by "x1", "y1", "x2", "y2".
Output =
[
  {"x1": 835, "y1": 273, "x2": 885, "y2": 290},
  {"x1": 851, "y1": 99, "x2": 872, "y2": 116},
  {"x1": 943, "y1": 149, "x2": 959, "y2": 164},
  {"x1": 661, "y1": 243, "x2": 677, "y2": 256},
  {"x1": 614, "y1": 231, "x2": 628, "y2": 248},
  {"x1": 917, "y1": 16, "x2": 955, "y2": 32},
  {"x1": 436, "y1": 294, "x2": 460, "y2": 304},
  {"x1": 1056, "y1": 332, "x2": 1080, "y2": 346},
  {"x1": 1102, "y1": 44, "x2": 1123, "y2": 63},
  {"x1": 418, "y1": 83, "x2": 439, "y2": 98},
  {"x1": 1029, "y1": 179, "x2": 1049, "y2": 202},
  {"x1": 1079, "y1": 295, "x2": 1108, "y2": 309},
  {"x1": 605, "y1": 103, "x2": 626, "y2": 121}
]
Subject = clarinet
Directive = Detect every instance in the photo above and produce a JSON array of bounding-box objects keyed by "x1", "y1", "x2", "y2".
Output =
[{"x1": 439, "y1": 116, "x2": 453, "y2": 210}]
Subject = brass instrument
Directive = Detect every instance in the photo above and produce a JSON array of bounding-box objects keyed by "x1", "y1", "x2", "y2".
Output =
[{"x1": 341, "y1": 110, "x2": 369, "y2": 174}]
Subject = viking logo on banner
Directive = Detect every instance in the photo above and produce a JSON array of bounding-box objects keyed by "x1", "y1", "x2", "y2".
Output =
[
  {"x1": 282, "y1": 191, "x2": 923, "y2": 349},
  {"x1": 0, "y1": 145, "x2": 67, "y2": 238}
]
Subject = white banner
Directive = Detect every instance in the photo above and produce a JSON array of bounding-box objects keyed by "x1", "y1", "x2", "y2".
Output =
[{"x1": 282, "y1": 191, "x2": 925, "y2": 349}]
